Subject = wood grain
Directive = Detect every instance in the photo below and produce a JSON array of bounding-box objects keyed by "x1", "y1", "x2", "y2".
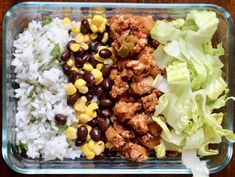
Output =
[{"x1": 1, "y1": 0, "x2": 235, "y2": 177}]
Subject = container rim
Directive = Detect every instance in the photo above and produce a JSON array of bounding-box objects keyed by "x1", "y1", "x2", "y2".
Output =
[{"x1": 2, "y1": 2, "x2": 234, "y2": 174}]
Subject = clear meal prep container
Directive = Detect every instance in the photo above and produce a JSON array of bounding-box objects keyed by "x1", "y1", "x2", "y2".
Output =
[{"x1": 2, "y1": 2, "x2": 234, "y2": 174}]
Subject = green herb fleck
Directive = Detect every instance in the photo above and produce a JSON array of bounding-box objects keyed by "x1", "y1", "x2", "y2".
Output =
[
  {"x1": 18, "y1": 142, "x2": 27, "y2": 153},
  {"x1": 56, "y1": 124, "x2": 68, "y2": 133},
  {"x1": 41, "y1": 16, "x2": 52, "y2": 26},
  {"x1": 48, "y1": 43, "x2": 61, "y2": 66},
  {"x1": 28, "y1": 86, "x2": 36, "y2": 99}
]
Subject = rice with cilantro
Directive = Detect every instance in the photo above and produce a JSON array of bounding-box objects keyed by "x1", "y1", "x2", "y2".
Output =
[{"x1": 12, "y1": 18, "x2": 82, "y2": 160}]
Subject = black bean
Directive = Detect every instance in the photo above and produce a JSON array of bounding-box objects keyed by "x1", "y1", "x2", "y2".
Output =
[
  {"x1": 66, "y1": 40, "x2": 76, "y2": 51},
  {"x1": 75, "y1": 55, "x2": 89, "y2": 67},
  {"x1": 74, "y1": 47, "x2": 86, "y2": 58},
  {"x1": 99, "y1": 98, "x2": 112, "y2": 108},
  {"x1": 96, "y1": 109, "x2": 102, "y2": 116},
  {"x1": 101, "y1": 109, "x2": 112, "y2": 118},
  {"x1": 90, "y1": 127, "x2": 102, "y2": 141},
  {"x1": 83, "y1": 71, "x2": 95, "y2": 87},
  {"x1": 102, "y1": 78, "x2": 112, "y2": 90},
  {"x1": 75, "y1": 139, "x2": 85, "y2": 146},
  {"x1": 87, "y1": 118, "x2": 98, "y2": 127},
  {"x1": 96, "y1": 118, "x2": 108, "y2": 132},
  {"x1": 85, "y1": 92, "x2": 93, "y2": 101},
  {"x1": 104, "y1": 149, "x2": 117, "y2": 157},
  {"x1": 54, "y1": 114, "x2": 67, "y2": 125},
  {"x1": 99, "y1": 49, "x2": 112, "y2": 59},
  {"x1": 106, "y1": 38, "x2": 113, "y2": 46},
  {"x1": 61, "y1": 49, "x2": 71, "y2": 62},
  {"x1": 68, "y1": 70, "x2": 81, "y2": 83},
  {"x1": 77, "y1": 125, "x2": 88, "y2": 141},
  {"x1": 67, "y1": 92, "x2": 80, "y2": 106},
  {"x1": 81, "y1": 19, "x2": 90, "y2": 35},
  {"x1": 92, "y1": 41, "x2": 102, "y2": 52},
  {"x1": 96, "y1": 33, "x2": 104, "y2": 41},
  {"x1": 100, "y1": 64, "x2": 112, "y2": 77},
  {"x1": 95, "y1": 86, "x2": 103, "y2": 97},
  {"x1": 62, "y1": 64, "x2": 71, "y2": 76},
  {"x1": 96, "y1": 152, "x2": 105, "y2": 160},
  {"x1": 86, "y1": 41, "x2": 92, "y2": 51},
  {"x1": 89, "y1": 55, "x2": 97, "y2": 67},
  {"x1": 105, "y1": 25, "x2": 110, "y2": 32}
]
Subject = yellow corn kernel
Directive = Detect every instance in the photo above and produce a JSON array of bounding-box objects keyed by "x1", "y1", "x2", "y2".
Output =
[
  {"x1": 70, "y1": 43, "x2": 80, "y2": 52},
  {"x1": 98, "y1": 46, "x2": 107, "y2": 52},
  {"x1": 96, "y1": 63, "x2": 103, "y2": 70},
  {"x1": 90, "y1": 33, "x2": 98, "y2": 40},
  {"x1": 75, "y1": 33, "x2": 83, "y2": 44},
  {"x1": 80, "y1": 43, "x2": 89, "y2": 50},
  {"x1": 66, "y1": 59, "x2": 74, "y2": 67},
  {"x1": 91, "y1": 111, "x2": 97, "y2": 118},
  {"x1": 86, "y1": 125, "x2": 92, "y2": 133},
  {"x1": 95, "y1": 77, "x2": 103, "y2": 85},
  {"x1": 98, "y1": 23, "x2": 106, "y2": 33},
  {"x1": 79, "y1": 113, "x2": 92, "y2": 123},
  {"x1": 83, "y1": 62, "x2": 94, "y2": 71},
  {"x1": 71, "y1": 24, "x2": 81, "y2": 33},
  {"x1": 88, "y1": 140, "x2": 96, "y2": 150},
  {"x1": 62, "y1": 17, "x2": 71, "y2": 25},
  {"x1": 74, "y1": 79, "x2": 86, "y2": 88},
  {"x1": 71, "y1": 66, "x2": 80, "y2": 72},
  {"x1": 93, "y1": 141, "x2": 105, "y2": 155},
  {"x1": 78, "y1": 85, "x2": 89, "y2": 94},
  {"x1": 74, "y1": 96, "x2": 87, "y2": 112},
  {"x1": 85, "y1": 107, "x2": 94, "y2": 117},
  {"x1": 86, "y1": 152, "x2": 96, "y2": 160},
  {"x1": 88, "y1": 18, "x2": 92, "y2": 25},
  {"x1": 65, "y1": 127, "x2": 77, "y2": 140},
  {"x1": 88, "y1": 102, "x2": 99, "y2": 110},
  {"x1": 64, "y1": 83, "x2": 77, "y2": 96},
  {"x1": 94, "y1": 53, "x2": 104, "y2": 62},
  {"x1": 83, "y1": 35, "x2": 90, "y2": 42},
  {"x1": 90, "y1": 24, "x2": 98, "y2": 33},
  {"x1": 92, "y1": 15, "x2": 104, "y2": 26},
  {"x1": 104, "y1": 59, "x2": 113, "y2": 65},
  {"x1": 91, "y1": 69, "x2": 102, "y2": 79},
  {"x1": 108, "y1": 47, "x2": 115, "y2": 59},
  {"x1": 82, "y1": 143, "x2": 95, "y2": 157},
  {"x1": 101, "y1": 32, "x2": 109, "y2": 43}
]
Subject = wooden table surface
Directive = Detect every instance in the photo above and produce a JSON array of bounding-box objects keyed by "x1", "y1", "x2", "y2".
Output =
[{"x1": 1, "y1": 0, "x2": 235, "y2": 177}]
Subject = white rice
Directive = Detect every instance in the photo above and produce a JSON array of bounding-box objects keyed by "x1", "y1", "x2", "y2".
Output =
[{"x1": 12, "y1": 18, "x2": 82, "y2": 160}]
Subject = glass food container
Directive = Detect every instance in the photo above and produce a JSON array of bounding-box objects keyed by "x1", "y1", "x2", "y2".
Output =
[{"x1": 2, "y1": 2, "x2": 234, "y2": 174}]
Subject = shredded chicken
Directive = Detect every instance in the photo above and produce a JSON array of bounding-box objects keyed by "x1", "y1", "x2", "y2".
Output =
[
  {"x1": 113, "y1": 101, "x2": 142, "y2": 122},
  {"x1": 141, "y1": 92, "x2": 158, "y2": 114},
  {"x1": 128, "y1": 114, "x2": 149, "y2": 134},
  {"x1": 140, "y1": 133, "x2": 160, "y2": 149},
  {"x1": 105, "y1": 126, "x2": 126, "y2": 150},
  {"x1": 109, "y1": 15, "x2": 154, "y2": 58},
  {"x1": 121, "y1": 142, "x2": 149, "y2": 162},
  {"x1": 130, "y1": 76, "x2": 153, "y2": 96}
]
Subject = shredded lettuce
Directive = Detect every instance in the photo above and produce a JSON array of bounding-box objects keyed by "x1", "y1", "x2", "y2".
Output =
[{"x1": 151, "y1": 10, "x2": 235, "y2": 177}]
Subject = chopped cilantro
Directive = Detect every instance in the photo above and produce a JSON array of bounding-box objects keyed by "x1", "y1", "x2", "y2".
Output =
[
  {"x1": 18, "y1": 142, "x2": 27, "y2": 153},
  {"x1": 48, "y1": 43, "x2": 61, "y2": 66},
  {"x1": 41, "y1": 16, "x2": 52, "y2": 26},
  {"x1": 56, "y1": 124, "x2": 68, "y2": 133}
]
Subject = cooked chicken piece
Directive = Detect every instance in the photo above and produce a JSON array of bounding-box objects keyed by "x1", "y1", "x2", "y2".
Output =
[
  {"x1": 130, "y1": 76, "x2": 153, "y2": 96},
  {"x1": 141, "y1": 92, "x2": 158, "y2": 114},
  {"x1": 121, "y1": 142, "x2": 149, "y2": 162},
  {"x1": 111, "y1": 78, "x2": 129, "y2": 98},
  {"x1": 109, "y1": 15, "x2": 152, "y2": 58},
  {"x1": 113, "y1": 101, "x2": 142, "y2": 121},
  {"x1": 113, "y1": 122, "x2": 135, "y2": 139},
  {"x1": 105, "y1": 126, "x2": 125, "y2": 149},
  {"x1": 128, "y1": 113, "x2": 149, "y2": 134},
  {"x1": 126, "y1": 46, "x2": 160, "y2": 77},
  {"x1": 117, "y1": 94, "x2": 135, "y2": 103},
  {"x1": 140, "y1": 132, "x2": 160, "y2": 149},
  {"x1": 148, "y1": 121, "x2": 162, "y2": 137}
]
